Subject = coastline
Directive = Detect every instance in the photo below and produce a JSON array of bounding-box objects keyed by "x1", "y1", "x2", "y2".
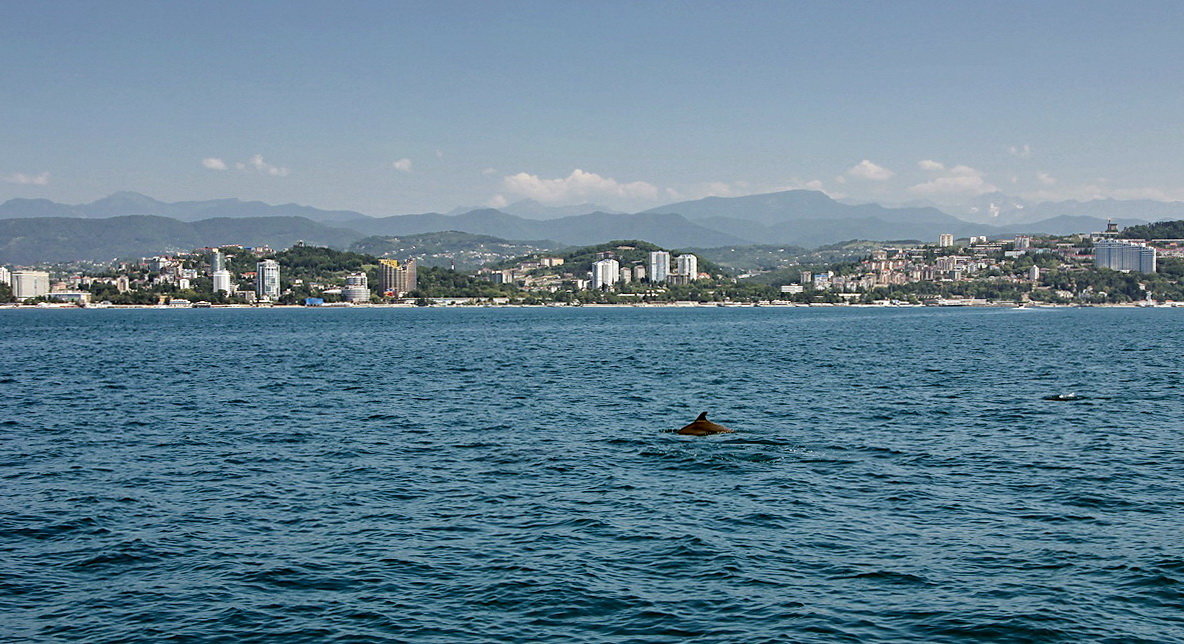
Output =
[{"x1": 1, "y1": 302, "x2": 1177, "y2": 310}]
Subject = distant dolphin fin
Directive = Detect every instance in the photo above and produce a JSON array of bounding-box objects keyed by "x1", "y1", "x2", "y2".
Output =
[{"x1": 696, "y1": 412, "x2": 708, "y2": 421}]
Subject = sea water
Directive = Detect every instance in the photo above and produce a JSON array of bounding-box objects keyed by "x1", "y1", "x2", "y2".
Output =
[{"x1": 1, "y1": 307, "x2": 1182, "y2": 641}]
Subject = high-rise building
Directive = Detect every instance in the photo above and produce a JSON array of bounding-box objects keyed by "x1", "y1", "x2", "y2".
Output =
[
  {"x1": 1028, "y1": 265, "x2": 1041, "y2": 281},
  {"x1": 632, "y1": 265, "x2": 646, "y2": 282},
  {"x1": 675, "y1": 254, "x2": 698, "y2": 280},
  {"x1": 0, "y1": 266, "x2": 10, "y2": 285},
  {"x1": 592, "y1": 258, "x2": 620, "y2": 289},
  {"x1": 210, "y1": 249, "x2": 224, "y2": 273},
  {"x1": 212, "y1": 270, "x2": 233, "y2": 294},
  {"x1": 342, "y1": 272, "x2": 370, "y2": 302},
  {"x1": 379, "y1": 258, "x2": 417, "y2": 296},
  {"x1": 255, "y1": 259, "x2": 281, "y2": 300},
  {"x1": 1014, "y1": 236, "x2": 1032, "y2": 250},
  {"x1": 12, "y1": 271, "x2": 50, "y2": 300},
  {"x1": 648, "y1": 251, "x2": 671, "y2": 283},
  {"x1": 1094, "y1": 239, "x2": 1156, "y2": 273},
  {"x1": 938, "y1": 233, "x2": 955, "y2": 247}
]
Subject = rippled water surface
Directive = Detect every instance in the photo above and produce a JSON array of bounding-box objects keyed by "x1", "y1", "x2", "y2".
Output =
[{"x1": 2, "y1": 307, "x2": 1183, "y2": 642}]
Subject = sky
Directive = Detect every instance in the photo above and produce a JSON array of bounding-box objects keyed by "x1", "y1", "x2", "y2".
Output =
[{"x1": 2, "y1": 1, "x2": 1183, "y2": 215}]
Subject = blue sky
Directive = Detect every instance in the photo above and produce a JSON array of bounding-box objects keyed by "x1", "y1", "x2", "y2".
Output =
[{"x1": 2, "y1": 1, "x2": 1182, "y2": 214}]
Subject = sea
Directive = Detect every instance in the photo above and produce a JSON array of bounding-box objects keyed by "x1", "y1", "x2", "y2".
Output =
[{"x1": 1, "y1": 307, "x2": 1182, "y2": 642}]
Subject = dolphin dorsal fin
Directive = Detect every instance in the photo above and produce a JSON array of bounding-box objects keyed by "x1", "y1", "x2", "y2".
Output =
[{"x1": 696, "y1": 412, "x2": 708, "y2": 421}]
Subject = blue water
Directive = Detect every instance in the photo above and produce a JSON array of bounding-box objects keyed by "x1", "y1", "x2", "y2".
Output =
[{"x1": 2, "y1": 307, "x2": 1183, "y2": 642}]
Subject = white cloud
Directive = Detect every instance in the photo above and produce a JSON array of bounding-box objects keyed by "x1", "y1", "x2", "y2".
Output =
[
  {"x1": 501, "y1": 168, "x2": 661, "y2": 205},
  {"x1": 393, "y1": 158, "x2": 413, "y2": 173},
  {"x1": 220, "y1": 154, "x2": 290, "y2": 177},
  {"x1": 908, "y1": 164, "x2": 997, "y2": 197},
  {"x1": 481, "y1": 167, "x2": 497, "y2": 176},
  {"x1": 3, "y1": 172, "x2": 50, "y2": 185},
  {"x1": 485, "y1": 194, "x2": 508, "y2": 208},
  {"x1": 847, "y1": 160, "x2": 894, "y2": 181},
  {"x1": 1036, "y1": 171, "x2": 1056, "y2": 186},
  {"x1": 918, "y1": 159, "x2": 945, "y2": 172},
  {"x1": 1008, "y1": 144, "x2": 1032, "y2": 158},
  {"x1": 245, "y1": 154, "x2": 289, "y2": 176}
]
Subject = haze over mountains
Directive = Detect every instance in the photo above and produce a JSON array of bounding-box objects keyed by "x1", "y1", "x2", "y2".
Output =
[{"x1": 0, "y1": 189, "x2": 1169, "y2": 264}]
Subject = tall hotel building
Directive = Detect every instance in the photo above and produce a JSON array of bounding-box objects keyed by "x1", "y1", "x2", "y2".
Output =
[
  {"x1": 342, "y1": 273, "x2": 370, "y2": 302},
  {"x1": 212, "y1": 270, "x2": 233, "y2": 294},
  {"x1": 675, "y1": 254, "x2": 698, "y2": 280},
  {"x1": 11, "y1": 271, "x2": 50, "y2": 300},
  {"x1": 255, "y1": 259, "x2": 281, "y2": 300},
  {"x1": 1094, "y1": 239, "x2": 1156, "y2": 273},
  {"x1": 379, "y1": 259, "x2": 417, "y2": 296},
  {"x1": 648, "y1": 251, "x2": 671, "y2": 283},
  {"x1": 591, "y1": 258, "x2": 620, "y2": 289}
]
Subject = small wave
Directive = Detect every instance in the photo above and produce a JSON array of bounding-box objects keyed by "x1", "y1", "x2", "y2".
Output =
[
  {"x1": 0, "y1": 516, "x2": 106, "y2": 540},
  {"x1": 837, "y1": 570, "x2": 932, "y2": 586}
]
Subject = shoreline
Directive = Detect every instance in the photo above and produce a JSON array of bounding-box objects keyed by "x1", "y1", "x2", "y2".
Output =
[{"x1": 0, "y1": 302, "x2": 1177, "y2": 310}]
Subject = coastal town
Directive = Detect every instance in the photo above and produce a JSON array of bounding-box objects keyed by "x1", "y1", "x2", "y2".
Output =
[{"x1": 2, "y1": 220, "x2": 1182, "y2": 308}]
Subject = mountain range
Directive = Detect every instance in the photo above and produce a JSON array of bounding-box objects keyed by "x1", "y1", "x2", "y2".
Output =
[
  {"x1": 0, "y1": 189, "x2": 1169, "y2": 264},
  {"x1": 0, "y1": 191, "x2": 367, "y2": 223}
]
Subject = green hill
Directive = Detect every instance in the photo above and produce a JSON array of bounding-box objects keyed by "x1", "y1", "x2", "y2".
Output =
[
  {"x1": 349, "y1": 231, "x2": 564, "y2": 269},
  {"x1": 1120, "y1": 220, "x2": 1184, "y2": 239}
]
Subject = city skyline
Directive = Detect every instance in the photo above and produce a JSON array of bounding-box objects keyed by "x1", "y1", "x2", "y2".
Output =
[{"x1": 4, "y1": 2, "x2": 1184, "y2": 215}]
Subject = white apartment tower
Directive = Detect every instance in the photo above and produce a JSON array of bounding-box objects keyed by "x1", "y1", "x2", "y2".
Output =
[
  {"x1": 256, "y1": 259, "x2": 281, "y2": 300},
  {"x1": 1094, "y1": 239, "x2": 1157, "y2": 273},
  {"x1": 591, "y1": 258, "x2": 620, "y2": 289},
  {"x1": 342, "y1": 273, "x2": 370, "y2": 302},
  {"x1": 212, "y1": 270, "x2": 233, "y2": 294},
  {"x1": 938, "y1": 233, "x2": 955, "y2": 247},
  {"x1": 676, "y1": 254, "x2": 698, "y2": 280},
  {"x1": 648, "y1": 251, "x2": 671, "y2": 283},
  {"x1": 0, "y1": 266, "x2": 10, "y2": 286},
  {"x1": 12, "y1": 271, "x2": 50, "y2": 300}
]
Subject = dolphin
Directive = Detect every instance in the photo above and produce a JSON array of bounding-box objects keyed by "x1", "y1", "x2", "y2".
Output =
[{"x1": 675, "y1": 412, "x2": 734, "y2": 436}]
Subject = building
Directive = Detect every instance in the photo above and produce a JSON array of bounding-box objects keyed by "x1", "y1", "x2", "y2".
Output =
[
  {"x1": 619, "y1": 266, "x2": 632, "y2": 283},
  {"x1": 1014, "y1": 236, "x2": 1032, "y2": 250},
  {"x1": 0, "y1": 266, "x2": 9, "y2": 285},
  {"x1": 938, "y1": 233, "x2": 955, "y2": 247},
  {"x1": 379, "y1": 258, "x2": 417, "y2": 296},
  {"x1": 212, "y1": 270, "x2": 233, "y2": 294},
  {"x1": 675, "y1": 254, "x2": 698, "y2": 280},
  {"x1": 11, "y1": 271, "x2": 50, "y2": 300},
  {"x1": 591, "y1": 258, "x2": 620, "y2": 289},
  {"x1": 1097, "y1": 220, "x2": 1121, "y2": 239},
  {"x1": 648, "y1": 251, "x2": 671, "y2": 283},
  {"x1": 632, "y1": 265, "x2": 646, "y2": 281},
  {"x1": 48, "y1": 292, "x2": 91, "y2": 305},
  {"x1": 1094, "y1": 239, "x2": 1156, "y2": 273},
  {"x1": 342, "y1": 273, "x2": 370, "y2": 302},
  {"x1": 210, "y1": 249, "x2": 224, "y2": 273},
  {"x1": 255, "y1": 259, "x2": 281, "y2": 300},
  {"x1": 1028, "y1": 265, "x2": 1041, "y2": 281}
]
